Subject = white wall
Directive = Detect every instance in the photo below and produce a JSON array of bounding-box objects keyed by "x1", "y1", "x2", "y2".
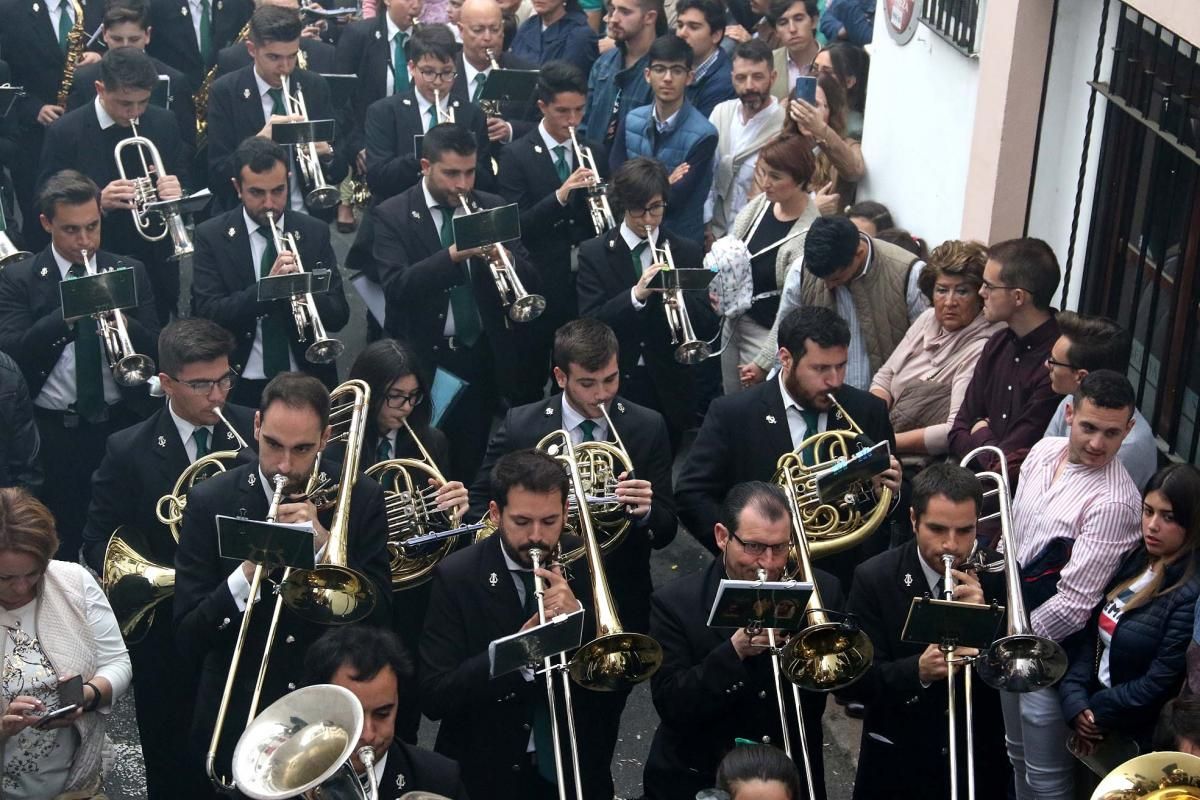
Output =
[{"x1": 858, "y1": 16, "x2": 981, "y2": 246}]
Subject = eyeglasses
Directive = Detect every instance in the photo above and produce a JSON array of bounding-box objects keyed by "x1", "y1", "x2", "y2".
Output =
[
  {"x1": 169, "y1": 371, "x2": 238, "y2": 394},
  {"x1": 385, "y1": 390, "x2": 425, "y2": 409},
  {"x1": 979, "y1": 279, "x2": 1023, "y2": 293},
  {"x1": 1045, "y1": 357, "x2": 1078, "y2": 370},
  {"x1": 417, "y1": 68, "x2": 458, "y2": 82},
  {"x1": 728, "y1": 531, "x2": 791, "y2": 557},
  {"x1": 808, "y1": 62, "x2": 836, "y2": 77},
  {"x1": 648, "y1": 64, "x2": 689, "y2": 77},
  {"x1": 630, "y1": 202, "x2": 668, "y2": 217}
]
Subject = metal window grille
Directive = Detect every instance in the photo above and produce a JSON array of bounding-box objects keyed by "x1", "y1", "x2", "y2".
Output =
[{"x1": 920, "y1": 0, "x2": 983, "y2": 56}]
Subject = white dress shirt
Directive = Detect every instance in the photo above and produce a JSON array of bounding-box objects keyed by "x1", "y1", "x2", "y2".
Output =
[
  {"x1": 777, "y1": 371, "x2": 826, "y2": 450},
  {"x1": 240, "y1": 208, "x2": 301, "y2": 379},
  {"x1": 560, "y1": 394, "x2": 607, "y2": 445},
  {"x1": 49, "y1": 0, "x2": 75, "y2": 42},
  {"x1": 168, "y1": 399, "x2": 214, "y2": 462},
  {"x1": 538, "y1": 120, "x2": 574, "y2": 206},
  {"x1": 384, "y1": 17, "x2": 414, "y2": 96},
  {"x1": 187, "y1": 0, "x2": 206, "y2": 52},
  {"x1": 94, "y1": 95, "x2": 117, "y2": 130},
  {"x1": 462, "y1": 57, "x2": 491, "y2": 102},
  {"x1": 422, "y1": 179, "x2": 470, "y2": 337},
  {"x1": 415, "y1": 90, "x2": 452, "y2": 133},
  {"x1": 253, "y1": 68, "x2": 306, "y2": 211}
]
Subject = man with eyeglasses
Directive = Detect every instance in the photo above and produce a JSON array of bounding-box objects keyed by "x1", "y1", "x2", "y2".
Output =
[
  {"x1": 363, "y1": 24, "x2": 493, "y2": 204},
  {"x1": 576, "y1": 155, "x2": 717, "y2": 449},
  {"x1": 644, "y1": 480, "x2": 843, "y2": 800},
  {"x1": 451, "y1": 0, "x2": 538, "y2": 145},
  {"x1": 81, "y1": 317, "x2": 255, "y2": 800}
]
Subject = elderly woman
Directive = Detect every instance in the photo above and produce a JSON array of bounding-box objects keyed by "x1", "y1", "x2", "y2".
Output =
[
  {"x1": 0, "y1": 488, "x2": 130, "y2": 799},
  {"x1": 868, "y1": 240, "x2": 1004, "y2": 456}
]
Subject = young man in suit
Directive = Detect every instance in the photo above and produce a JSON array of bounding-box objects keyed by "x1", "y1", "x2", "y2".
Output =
[
  {"x1": 191, "y1": 135, "x2": 349, "y2": 406},
  {"x1": 304, "y1": 626, "x2": 471, "y2": 800},
  {"x1": 81, "y1": 317, "x2": 255, "y2": 800},
  {"x1": 214, "y1": 0, "x2": 337, "y2": 77},
  {"x1": 645, "y1": 481, "x2": 841, "y2": 800},
  {"x1": 841, "y1": 462, "x2": 1010, "y2": 800},
  {"x1": 174, "y1": 371, "x2": 392, "y2": 791},
  {"x1": 364, "y1": 24, "x2": 492, "y2": 204},
  {"x1": 576, "y1": 155, "x2": 717, "y2": 449},
  {"x1": 145, "y1": 0, "x2": 253, "y2": 88},
  {"x1": 371, "y1": 122, "x2": 541, "y2": 479},
  {"x1": 42, "y1": 47, "x2": 189, "y2": 323}
]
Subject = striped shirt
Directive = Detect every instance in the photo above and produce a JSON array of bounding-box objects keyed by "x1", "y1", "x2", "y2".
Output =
[{"x1": 1010, "y1": 437, "x2": 1142, "y2": 643}]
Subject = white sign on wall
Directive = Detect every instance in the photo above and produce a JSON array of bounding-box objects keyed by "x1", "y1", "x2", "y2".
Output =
[{"x1": 884, "y1": 0, "x2": 921, "y2": 44}]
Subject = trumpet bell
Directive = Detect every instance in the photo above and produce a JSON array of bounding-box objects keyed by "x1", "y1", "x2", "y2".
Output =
[
  {"x1": 508, "y1": 293, "x2": 546, "y2": 323},
  {"x1": 305, "y1": 337, "x2": 345, "y2": 365},
  {"x1": 0, "y1": 237, "x2": 32, "y2": 268},
  {"x1": 280, "y1": 563, "x2": 380, "y2": 625},
  {"x1": 674, "y1": 340, "x2": 711, "y2": 365},
  {"x1": 305, "y1": 186, "x2": 340, "y2": 211},
  {"x1": 975, "y1": 633, "x2": 1068, "y2": 693},
  {"x1": 114, "y1": 353, "x2": 157, "y2": 387},
  {"x1": 101, "y1": 525, "x2": 175, "y2": 643},
  {"x1": 779, "y1": 621, "x2": 873, "y2": 692},
  {"x1": 1089, "y1": 751, "x2": 1200, "y2": 800},
  {"x1": 567, "y1": 632, "x2": 663, "y2": 691}
]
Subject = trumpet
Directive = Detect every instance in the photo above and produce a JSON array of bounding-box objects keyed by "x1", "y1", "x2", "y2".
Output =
[
  {"x1": 432, "y1": 89, "x2": 456, "y2": 125},
  {"x1": 457, "y1": 194, "x2": 545, "y2": 322},
  {"x1": 567, "y1": 126, "x2": 614, "y2": 235},
  {"x1": 78, "y1": 249, "x2": 156, "y2": 386},
  {"x1": 280, "y1": 75, "x2": 339, "y2": 210},
  {"x1": 264, "y1": 211, "x2": 344, "y2": 364},
  {"x1": 0, "y1": 195, "x2": 31, "y2": 267},
  {"x1": 646, "y1": 227, "x2": 711, "y2": 364},
  {"x1": 116, "y1": 120, "x2": 195, "y2": 259}
]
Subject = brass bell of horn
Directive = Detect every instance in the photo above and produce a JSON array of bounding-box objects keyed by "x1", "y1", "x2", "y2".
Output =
[{"x1": 1090, "y1": 751, "x2": 1200, "y2": 800}]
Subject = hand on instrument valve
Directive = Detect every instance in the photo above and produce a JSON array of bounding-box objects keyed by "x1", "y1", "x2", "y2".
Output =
[
  {"x1": 917, "y1": 642, "x2": 978, "y2": 684},
  {"x1": 431, "y1": 478, "x2": 469, "y2": 517},
  {"x1": 520, "y1": 565, "x2": 579, "y2": 631},
  {"x1": 614, "y1": 472, "x2": 652, "y2": 518},
  {"x1": 276, "y1": 495, "x2": 331, "y2": 553},
  {"x1": 873, "y1": 455, "x2": 902, "y2": 496},
  {"x1": 314, "y1": 141, "x2": 333, "y2": 158},
  {"x1": 258, "y1": 113, "x2": 305, "y2": 141},
  {"x1": 449, "y1": 243, "x2": 487, "y2": 263},
  {"x1": 731, "y1": 627, "x2": 773, "y2": 661},
  {"x1": 485, "y1": 115, "x2": 513, "y2": 143},
  {"x1": 633, "y1": 264, "x2": 664, "y2": 303},
  {"x1": 1071, "y1": 709, "x2": 1104, "y2": 756},
  {"x1": 554, "y1": 166, "x2": 597, "y2": 206},
  {"x1": 269, "y1": 251, "x2": 300, "y2": 276},
  {"x1": 101, "y1": 178, "x2": 140, "y2": 211},
  {"x1": 155, "y1": 173, "x2": 183, "y2": 202},
  {"x1": 943, "y1": 566, "x2": 984, "y2": 605}
]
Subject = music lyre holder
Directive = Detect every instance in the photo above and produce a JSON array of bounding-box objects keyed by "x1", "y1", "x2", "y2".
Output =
[
  {"x1": 452, "y1": 203, "x2": 521, "y2": 250},
  {"x1": 478, "y1": 69, "x2": 538, "y2": 106},
  {"x1": 215, "y1": 515, "x2": 317, "y2": 572},
  {"x1": 901, "y1": 596, "x2": 1003, "y2": 651},
  {"x1": 0, "y1": 85, "x2": 24, "y2": 117},
  {"x1": 647, "y1": 268, "x2": 716, "y2": 293},
  {"x1": 257, "y1": 269, "x2": 332, "y2": 302},
  {"x1": 706, "y1": 578, "x2": 814, "y2": 633},
  {"x1": 489, "y1": 607, "x2": 585, "y2": 679},
  {"x1": 815, "y1": 441, "x2": 892, "y2": 504},
  {"x1": 143, "y1": 187, "x2": 213, "y2": 219},
  {"x1": 60, "y1": 268, "x2": 138, "y2": 322},
  {"x1": 272, "y1": 119, "x2": 336, "y2": 146}
]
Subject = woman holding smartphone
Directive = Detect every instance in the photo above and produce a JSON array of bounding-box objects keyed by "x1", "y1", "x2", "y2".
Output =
[{"x1": 785, "y1": 72, "x2": 865, "y2": 210}]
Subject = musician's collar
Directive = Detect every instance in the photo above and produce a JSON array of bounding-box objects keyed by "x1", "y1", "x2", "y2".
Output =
[
  {"x1": 93, "y1": 95, "x2": 118, "y2": 130},
  {"x1": 619, "y1": 221, "x2": 655, "y2": 250},
  {"x1": 538, "y1": 119, "x2": 569, "y2": 149},
  {"x1": 916, "y1": 549, "x2": 941, "y2": 594}
]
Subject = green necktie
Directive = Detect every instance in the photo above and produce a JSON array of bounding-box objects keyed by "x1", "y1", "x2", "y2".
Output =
[
  {"x1": 630, "y1": 240, "x2": 649, "y2": 276},
  {"x1": 578, "y1": 419, "x2": 597, "y2": 442},
  {"x1": 267, "y1": 87, "x2": 287, "y2": 116},
  {"x1": 257, "y1": 226, "x2": 292, "y2": 377},
  {"x1": 800, "y1": 408, "x2": 820, "y2": 465},
  {"x1": 393, "y1": 32, "x2": 409, "y2": 94},
  {"x1": 516, "y1": 568, "x2": 558, "y2": 783},
  {"x1": 67, "y1": 263, "x2": 105, "y2": 420},
  {"x1": 427, "y1": 102, "x2": 439, "y2": 131},
  {"x1": 193, "y1": 427, "x2": 210, "y2": 459},
  {"x1": 376, "y1": 436, "x2": 391, "y2": 463},
  {"x1": 552, "y1": 145, "x2": 569, "y2": 182},
  {"x1": 472, "y1": 72, "x2": 487, "y2": 103},
  {"x1": 437, "y1": 205, "x2": 482, "y2": 348},
  {"x1": 199, "y1": 0, "x2": 213, "y2": 66},
  {"x1": 57, "y1": 1, "x2": 72, "y2": 51}
]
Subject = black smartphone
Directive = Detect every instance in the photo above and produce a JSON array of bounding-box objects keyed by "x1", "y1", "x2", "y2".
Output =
[
  {"x1": 34, "y1": 675, "x2": 84, "y2": 727},
  {"x1": 794, "y1": 75, "x2": 817, "y2": 105}
]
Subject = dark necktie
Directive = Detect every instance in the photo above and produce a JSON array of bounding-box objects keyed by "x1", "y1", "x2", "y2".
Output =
[
  {"x1": 67, "y1": 262, "x2": 105, "y2": 420},
  {"x1": 472, "y1": 72, "x2": 487, "y2": 103},
  {"x1": 630, "y1": 240, "x2": 649, "y2": 277},
  {"x1": 578, "y1": 419, "x2": 597, "y2": 442},
  {"x1": 267, "y1": 87, "x2": 287, "y2": 116},
  {"x1": 436, "y1": 205, "x2": 482, "y2": 348},
  {"x1": 799, "y1": 408, "x2": 820, "y2": 465},
  {"x1": 257, "y1": 226, "x2": 292, "y2": 376},
  {"x1": 57, "y1": 1, "x2": 72, "y2": 51},
  {"x1": 199, "y1": 0, "x2": 213, "y2": 65},
  {"x1": 393, "y1": 32, "x2": 409, "y2": 94},
  {"x1": 193, "y1": 427, "x2": 210, "y2": 459},
  {"x1": 552, "y1": 145, "x2": 569, "y2": 182},
  {"x1": 376, "y1": 436, "x2": 391, "y2": 463}
]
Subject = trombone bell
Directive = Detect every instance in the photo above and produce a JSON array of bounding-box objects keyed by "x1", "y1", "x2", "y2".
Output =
[
  {"x1": 974, "y1": 635, "x2": 1068, "y2": 694},
  {"x1": 0, "y1": 232, "x2": 31, "y2": 267},
  {"x1": 780, "y1": 622, "x2": 874, "y2": 692}
]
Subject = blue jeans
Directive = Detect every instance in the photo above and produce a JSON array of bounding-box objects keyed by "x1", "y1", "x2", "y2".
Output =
[{"x1": 1000, "y1": 686, "x2": 1073, "y2": 800}]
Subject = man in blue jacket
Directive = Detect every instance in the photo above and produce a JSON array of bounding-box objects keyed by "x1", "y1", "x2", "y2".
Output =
[
  {"x1": 578, "y1": 0, "x2": 663, "y2": 146},
  {"x1": 676, "y1": 0, "x2": 736, "y2": 116},
  {"x1": 820, "y1": 0, "x2": 873, "y2": 45},
  {"x1": 610, "y1": 35, "x2": 718, "y2": 242}
]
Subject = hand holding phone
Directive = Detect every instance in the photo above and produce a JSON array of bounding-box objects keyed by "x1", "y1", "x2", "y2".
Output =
[
  {"x1": 794, "y1": 76, "x2": 817, "y2": 105},
  {"x1": 33, "y1": 675, "x2": 84, "y2": 729}
]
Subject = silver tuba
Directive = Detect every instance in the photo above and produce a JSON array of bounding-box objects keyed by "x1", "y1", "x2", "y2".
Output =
[
  {"x1": 116, "y1": 120, "x2": 195, "y2": 259},
  {"x1": 263, "y1": 211, "x2": 344, "y2": 364},
  {"x1": 79, "y1": 249, "x2": 156, "y2": 386},
  {"x1": 280, "y1": 75, "x2": 339, "y2": 210},
  {"x1": 646, "y1": 228, "x2": 712, "y2": 364},
  {"x1": 457, "y1": 194, "x2": 545, "y2": 322},
  {"x1": 567, "y1": 126, "x2": 614, "y2": 236}
]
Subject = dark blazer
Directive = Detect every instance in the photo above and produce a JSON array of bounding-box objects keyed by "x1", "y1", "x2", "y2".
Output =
[
  {"x1": 467, "y1": 393, "x2": 676, "y2": 632},
  {"x1": 333, "y1": 14, "x2": 393, "y2": 159},
  {"x1": 0, "y1": 0, "x2": 105, "y2": 126},
  {"x1": 174, "y1": 457, "x2": 392, "y2": 777},
  {"x1": 1059, "y1": 547, "x2": 1200, "y2": 749},
  {"x1": 841, "y1": 541, "x2": 1009, "y2": 800},
  {"x1": 216, "y1": 36, "x2": 336, "y2": 81},
  {"x1": 675, "y1": 379, "x2": 894, "y2": 554},
  {"x1": 449, "y1": 50, "x2": 539, "y2": 144},
  {"x1": 508, "y1": 9, "x2": 597, "y2": 75},
  {"x1": 376, "y1": 740, "x2": 471, "y2": 800},
  {"x1": 145, "y1": 0, "x2": 253, "y2": 87},
  {"x1": 0, "y1": 351, "x2": 42, "y2": 492},
  {"x1": 644, "y1": 559, "x2": 841, "y2": 800},
  {"x1": 65, "y1": 57, "x2": 197, "y2": 152},
  {"x1": 0, "y1": 247, "x2": 159, "y2": 401},
  {"x1": 190, "y1": 206, "x2": 349, "y2": 387},
  {"x1": 363, "y1": 89, "x2": 493, "y2": 203}
]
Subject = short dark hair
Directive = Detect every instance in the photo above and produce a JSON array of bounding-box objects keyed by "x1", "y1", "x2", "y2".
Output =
[
  {"x1": 676, "y1": 0, "x2": 725, "y2": 39},
  {"x1": 37, "y1": 170, "x2": 100, "y2": 219},
  {"x1": 911, "y1": 463, "x2": 983, "y2": 521},
  {"x1": 767, "y1": 0, "x2": 818, "y2": 26},
  {"x1": 553, "y1": 319, "x2": 619, "y2": 374},
  {"x1": 406, "y1": 23, "x2": 459, "y2": 64},
  {"x1": 647, "y1": 33, "x2": 693, "y2": 69},
  {"x1": 249, "y1": 4, "x2": 303, "y2": 45},
  {"x1": 303, "y1": 625, "x2": 414, "y2": 687},
  {"x1": 987, "y1": 238, "x2": 1061, "y2": 310},
  {"x1": 1156, "y1": 696, "x2": 1200, "y2": 752},
  {"x1": 844, "y1": 200, "x2": 893, "y2": 232},
  {"x1": 536, "y1": 61, "x2": 588, "y2": 105},
  {"x1": 260, "y1": 372, "x2": 331, "y2": 430},
  {"x1": 421, "y1": 123, "x2": 477, "y2": 163},
  {"x1": 758, "y1": 135, "x2": 815, "y2": 189},
  {"x1": 777, "y1": 306, "x2": 851, "y2": 361},
  {"x1": 716, "y1": 744, "x2": 803, "y2": 800},
  {"x1": 1073, "y1": 369, "x2": 1135, "y2": 418},
  {"x1": 490, "y1": 449, "x2": 570, "y2": 510},
  {"x1": 158, "y1": 318, "x2": 236, "y2": 376},
  {"x1": 100, "y1": 46, "x2": 159, "y2": 92},
  {"x1": 803, "y1": 215, "x2": 862, "y2": 278},
  {"x1": 103, "y1": 0, "x2": 150, "y2": 29},
  {"x1": 731, "y1": 38, "x2": 773, "y2": 67},
  {"x1": 233, "y1": 136, "x2": 288, "y2": 183},
  {"x1": 611, "y1": 157, "x2": 669, "y2": 215},
  {"x1": 719, "y1": 481, "x2": 790, "y2": 536},
  {"x1": 349, "y1": 338, "x2": 434, "y2": 437},
  {"x1": 1055, "y1": 311, "x2": 1129, "y2": 373}
]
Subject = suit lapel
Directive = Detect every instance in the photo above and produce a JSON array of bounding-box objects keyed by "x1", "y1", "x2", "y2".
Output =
[
  {"x1": 238, "y1": 66, "x2": 267, "y2": 129},
  {"x1": 605, "y1": 229, "x2": 638, "y2": 287},
  {"x1": 372, "y1": 16, "x2": 390, "y2": 99},
  {"x1": 898, "y1": 541, "x2": 934, "y2": 602},
  {"x1": 174, "y1": 0, "x2": 202, "y2": 62},
  {"x1": 35, "y1": 248, "x2": 64, "y2": 312},
  {"x1": 405, "y1": 189, "x2": 444, "y2": 257},
  {"x1": 527, "y1": 135, "x2": 563, "y2": 195},
  {"x1": 480, "y1": 535, "x2": 526, "y2": 633},
  {"x1": 29, "y1": 0, "x2": 60, "y2": 58},
  {"x1": 220, "y1": 209, "x2": 256, "y2": 287},
  {"x1": 152, "y1": 404, "x2": 192, "y2": 474},
  {"x1": 758, "y1": 381, "x2": 794, "y2": 455}
]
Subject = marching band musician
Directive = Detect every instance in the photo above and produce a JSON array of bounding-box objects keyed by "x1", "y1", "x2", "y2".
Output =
[
  {"x1": 41, "y1": 47, "x2": 190, "y2": 323},
  {"x1": 191, "y1": 135, "x2": 349, "y2": 406},
  {"x1": 214, "y1": 0, "x2": 338, "y2": 77},
  {"x1": 419, "y1": 448, "x2": 612, "y2": 800},
  {"x1": 145, "y1": 0, "x2": 253, "y2": 89},
  {"x1": 840, "y1": 462, "x2": 1009, "y2": 800},
  {"x1": 80, "y1": 318, "x2": 255, "y2": 800},
  {"x1": 0, "y1": 171, "x2": 160, "y2": 562},
  {"x1": 451, "y1": 0, "x2": 538, "y2": 145},
  {"x1": 370, "y1": 122, "x2": 541, "y2": 479},
  {"x1": 173, "y1": 371, "x2": 392, "y2": 793},
  {"x1": 644, "y1": 481, "x2": 841, "y2": 800}
]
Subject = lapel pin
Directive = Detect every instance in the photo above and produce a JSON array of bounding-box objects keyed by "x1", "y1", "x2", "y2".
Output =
[
  {"x1": 374, "y1": 29, "x2": 381, "y2": 39},
  {"x1": 616, "y1": 402, "x2": 625, "y2": 413},
  {"x1": 319, "y1": 471, "x2": 328, "y2": 484},
  {"x1": 32, "y1": 2, "x2": 39, "y2": 11},
  {"x1": 533, "y1": 144, "x2": 543, "y2": 154},
  {"x1": 765, "y1": 414, "x2": 776, "y2": 424},
  {"x1": 157, "y1": 435, "x2": 167, "y2": 448},
  {"x1": 544, "y1": 407, "x2": 553, "y2": 416},
  {"x1": 291, "y1": 230, "x2": 301, "y2": 241},
  {"x1": 39, "y1": 266, "x2": 48, "y2": 277},
  {"x1": 396, "y1": 774, "x2": 407, "y2": 790},
  {"x1": 488, "y1": 572, "x2": 498, "y2": 587},
  {"x1": 180, "y1": 5, "x2": 187, "y2": 14},
  {"x1": 410, "y1": 210, "x2": 420, "y2": 220},
  {"x1": 402, "y1": 97, "x2": 412, "y2": 106},
  {"x1": 226, "y1": 430, "x2": 235, "y2": 440},
  {"x1": 217, "y1": 0, "x2": 222, "y2": 7},
  {"x1": 607, "y1": 239, "x2": 615, "y2": 250},
  {"x1": 903, "y1": 573, "x2": 913, "y2": 587},
  {"x1": 247, "y1": 473, "x2": 256, "y2": 487},
  {"x1": 227, "y1": 226, "x2": 237, "y2": 238},
  {"x1": 243, "y1": 87, "x2": 251, "y2": 100}
]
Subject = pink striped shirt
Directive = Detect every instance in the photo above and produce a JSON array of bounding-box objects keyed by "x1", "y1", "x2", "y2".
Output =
[{"x1": 1010, "y1": 437, "x2": 1142, "y2": 643}]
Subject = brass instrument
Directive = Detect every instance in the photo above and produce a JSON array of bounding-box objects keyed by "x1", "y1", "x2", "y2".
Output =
[
  {"x1": 959, "y1": 445, "x2": 1067, "y2": 693},
  {"x1": 646, "y1": 227, "x2": 711, "y2": 364},
  {"x1": 1090, "y1": 751, "x2": 1200, "y2": 800},
  {"x1": 79, "y1": 249, "x2": 157, "y2": 386},
  {"x1": 486, "y1": 47, "x2": 501, "y2": 71},
  {"x1": 349, "y1": 173, "x2": 372, "y2": 209},
  {"x1": 263, "y1": 210, "x2": 344, "y2": 364},
  {"x1": 197, "y1": 20, "x2": 251, "y2": 149},
  {"x1": 157, "y1": 405, "x2": 251, "y2": 542},
  {"x1": 117, "y1": 120, "x2": 195, "y2": 259},
  {"x1": 56, "y1": 0, "x2": 86, "y2": 108},
  {"x1": 280, "y1": 75, "x2": 340, "y2": 210},
  {"x1": 567, "y1": 126, "x2": 614, "y2": 235},
  {"x1": 231, "y1": 683, "x2": 379, "y2": 800},
  {"x1": 432, "y1": 89, "x2": 456, "y2": 124},
  {"x1": 940, "y1": 552, "x2": 979, "y2": 800},
  {"x1": 0, "y1": 195, "x2": 31, "y2": 267},
  {"x1": 457, "y1": 193, "x2": 545, "y2": 322},
  {"x1": 102, "y1": 525, "x2": 175, "y2": 643}
]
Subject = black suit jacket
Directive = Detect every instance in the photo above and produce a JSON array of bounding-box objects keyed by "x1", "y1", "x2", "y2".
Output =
[
  {"x1": 377, "y1": 740, "x2": 471, "y2": 800},
  {"x1": 0, "y1": 247, "x2": 159, "y2": 402},
  {"x1": 363, "y1": 89, "x2": 493, "y2": 203},
  {"x1": 145, "y1": 0, "x2": 253, "y2": 87},
  {"x1": 173, "y1": 457, "x2": 392, "y2": 776},
  {"x1": 0, "y1": 0, "x2": 104, "y2": 126},
  {"x1": 190, "y1": 206, "x2": 349, "y2": 387},
  {"x1": 334, "y1": 15, "x2": 394, "y2": 159},
  {"x1": 841, "y1": 541, "x2": 1009, "y2": 800},
  {"x1": 644, "y1": 559, "x2": 841, "y2": 800},
  {"x1": 448, "y1": 51, "x2": 538, "y2": 149},
  {"x1": 65, "y1": 57, "x2": 196, "y2": 151},
  {"x1": 467, "y1": 393, "x2": 676, "y2": 632},
  {"x1": 675, "y1": 379, "x2": 895, "y2": 554}
]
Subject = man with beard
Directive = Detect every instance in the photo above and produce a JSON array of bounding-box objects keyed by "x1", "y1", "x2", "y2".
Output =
[
  {"x1": 707, "y1": 38, "x2": 785, "y2": 238},
  {"x1": 578, "y1": 0, "x2": 662, "y2": 146}
]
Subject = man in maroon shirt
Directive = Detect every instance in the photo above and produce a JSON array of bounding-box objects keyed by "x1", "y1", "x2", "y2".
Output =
[{"x1": 948, "y1": 237, "x2": 1061, "y2": 486}]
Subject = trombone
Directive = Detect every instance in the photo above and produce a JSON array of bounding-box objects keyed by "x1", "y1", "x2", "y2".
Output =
[
  {"x1": 940, "y1": 552, "x2": 980, "y2": 800},
  {"x1": 116, "y1": 120, "x2": 195, "y2": 259},
  {"x1": 645, "y1": 228, "x2": 712, "y2": 365},
  {"x1": 263, "y1": 210, "x2": 344, "y2": 364},
  {"x1": 78, "y1": 249, "x2": 156, "y2": 386},
  {"x1": 457, "y1": 194, "x2": 545, "y2": 322},
  {"x1": 567, "y1": 126, "x2": 614, "y2": 235},
  {"x1": 432, "y1": 89, "x2": 456, "y2": 125},
  {"x1": 280, "y1": 75, "x2": 339, "y2": 210}
]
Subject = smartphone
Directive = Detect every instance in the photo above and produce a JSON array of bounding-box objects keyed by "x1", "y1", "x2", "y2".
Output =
[
  {"x1": 794, "y1": 75, "x2": 817, "y2": 105},
  {"x1": 34, "y1": 675, "x2": 84, "y2": 728}
]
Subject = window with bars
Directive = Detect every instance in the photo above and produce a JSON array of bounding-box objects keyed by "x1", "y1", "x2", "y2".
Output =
[{"x1": 920, "y1": 0, "x2": 983, "y2": 56}]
